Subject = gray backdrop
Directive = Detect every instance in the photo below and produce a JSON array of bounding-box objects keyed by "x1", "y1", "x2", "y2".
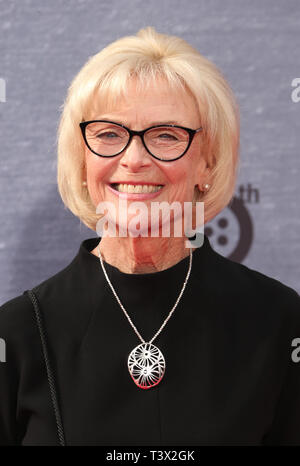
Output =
[{"x1": 0, "y1": 0, "x2": 299, "y2": 305}]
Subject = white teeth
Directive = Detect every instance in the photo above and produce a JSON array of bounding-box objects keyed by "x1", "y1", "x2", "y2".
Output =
[{"x1": 112, "y1": 183, "x2": 163, "y2": 193}]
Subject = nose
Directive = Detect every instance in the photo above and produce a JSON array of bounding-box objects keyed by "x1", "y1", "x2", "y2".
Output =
[{"x1": 120, "y1": 135, "x2": 151, "y2": 170}]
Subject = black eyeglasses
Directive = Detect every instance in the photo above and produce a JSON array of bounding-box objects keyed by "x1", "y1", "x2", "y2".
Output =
[{"x1": 79, "y1": 120, "x2": 203, "y2": 162}]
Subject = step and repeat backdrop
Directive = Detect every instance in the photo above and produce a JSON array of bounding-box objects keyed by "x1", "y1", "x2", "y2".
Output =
[{"x1": 0, "y1": 0, "x2": 299, "y2": 304}]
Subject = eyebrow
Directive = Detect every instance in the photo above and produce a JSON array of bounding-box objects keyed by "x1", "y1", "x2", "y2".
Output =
[{"x1": 98, "y1": 118, "x2": 183, "y2": 127}]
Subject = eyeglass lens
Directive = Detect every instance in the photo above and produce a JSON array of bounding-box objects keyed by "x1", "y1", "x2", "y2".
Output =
[{"x1": 84, "y1": 122, "x2": 190, "y2": 160}]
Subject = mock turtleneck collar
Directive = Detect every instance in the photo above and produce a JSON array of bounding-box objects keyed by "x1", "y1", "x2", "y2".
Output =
[
  {"x1": 79, "y1": 234, "x2": 213, "y2": 279},
  {"x1": 75, "y1": 234, "x2": 216, "y2": 337},
  {"x1": 77, "y1": 234, "x2": 214, "y2": 300}
]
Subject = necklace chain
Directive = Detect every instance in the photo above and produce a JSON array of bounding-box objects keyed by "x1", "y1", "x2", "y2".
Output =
[{"x1": 97, "y1": 244, "x2": 193, "y2": 345}]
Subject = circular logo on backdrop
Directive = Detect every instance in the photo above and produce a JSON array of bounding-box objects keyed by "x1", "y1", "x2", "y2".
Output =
[{"x1": 204, "y1": 196, "x2": 254, "y2": 263}]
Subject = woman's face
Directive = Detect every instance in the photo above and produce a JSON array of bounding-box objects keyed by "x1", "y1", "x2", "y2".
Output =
[{"x1": 84, "y1": 76, "x2": 209, "y2": 234}]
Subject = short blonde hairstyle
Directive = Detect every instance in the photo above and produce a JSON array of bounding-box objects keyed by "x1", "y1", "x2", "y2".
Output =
[{"x1": 57, "y1": 26, "x2": 240, "y2": 230}]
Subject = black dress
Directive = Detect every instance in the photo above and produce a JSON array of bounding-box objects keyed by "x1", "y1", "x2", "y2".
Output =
[{"x1": 0, "y1": 235, "x2": 300, "y2": 446}]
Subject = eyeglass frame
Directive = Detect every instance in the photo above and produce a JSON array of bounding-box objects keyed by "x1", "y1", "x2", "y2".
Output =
[{"x1": 79, "y1": 120, "x2": 203, "y2": 162}]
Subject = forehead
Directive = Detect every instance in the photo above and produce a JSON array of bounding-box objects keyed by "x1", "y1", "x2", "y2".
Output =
[{"x1": 85, "y1": 75, "x2": 200, "y2": 125}]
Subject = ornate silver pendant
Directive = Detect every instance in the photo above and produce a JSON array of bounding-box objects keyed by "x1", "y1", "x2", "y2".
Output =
[{"x1": 128, "y1": 342, "x2": 165, "y2": 389}]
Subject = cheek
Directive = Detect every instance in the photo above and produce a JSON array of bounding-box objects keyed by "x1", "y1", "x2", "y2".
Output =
[
  {"x1": 165, "y1": 162, "x2": 194, "y2": 189},
  {"x1": 85, "y1": 152, "x2": 111, "y2": 183},
  {"x1": 84, "y1": 153, "x2": 113, "y2": 205},
  {"x1": 86, "y1": 162, "x2": 104, "y2": 182}
]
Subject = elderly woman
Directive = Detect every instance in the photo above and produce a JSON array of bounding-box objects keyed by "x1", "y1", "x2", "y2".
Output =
[{"x1": 0, "y1": 27, "x2": 300, "y2": 446}]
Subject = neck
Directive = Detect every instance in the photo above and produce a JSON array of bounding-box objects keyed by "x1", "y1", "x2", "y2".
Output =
[{"x1": 91, "y1": 236, "x2": 191, "y2": 274}]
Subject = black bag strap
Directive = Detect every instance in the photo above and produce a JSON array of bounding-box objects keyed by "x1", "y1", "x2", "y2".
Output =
[{"x1": 25, "y1": 289, "x2": 66, "y2": 446}]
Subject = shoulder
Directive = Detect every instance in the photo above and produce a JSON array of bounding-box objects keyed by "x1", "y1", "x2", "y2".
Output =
[
  {"x1": 0, "y1": 293, "x2": 39, "y2": 368},
  {"x1": 199, "y1": 247, "x2": 300, "y2": 328},
  {"x1": 0, "y1": 251, "x2": 93, "y2": 349},
  {"x1": 211, "y1": 247, "x2": 299, "y2": 298},
  {"x1": 0, "y1": 256, "x2": 79, "y2": 342},
  {"x1": 0, "y1": 293, "x2": 34, "y2": 336}
]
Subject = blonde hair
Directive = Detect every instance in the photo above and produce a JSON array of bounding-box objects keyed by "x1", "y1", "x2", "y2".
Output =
[{"x1": 57, "y1": 26, "x2": 240, "y2": 230}]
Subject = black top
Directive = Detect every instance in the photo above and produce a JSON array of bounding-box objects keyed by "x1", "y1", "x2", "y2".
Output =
[{"x1": 0, "y1": 235, "x2": 300, "y2": 446}]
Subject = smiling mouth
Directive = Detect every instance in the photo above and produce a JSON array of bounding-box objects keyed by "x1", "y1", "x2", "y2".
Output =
[{"x1": 110, "y1": 183, "x2": 164, "y2": 193}]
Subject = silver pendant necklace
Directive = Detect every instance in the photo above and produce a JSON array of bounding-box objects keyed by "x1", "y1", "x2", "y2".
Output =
[{"x1": 98, "y1": 244, "x2": 193, "y2": 390}]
